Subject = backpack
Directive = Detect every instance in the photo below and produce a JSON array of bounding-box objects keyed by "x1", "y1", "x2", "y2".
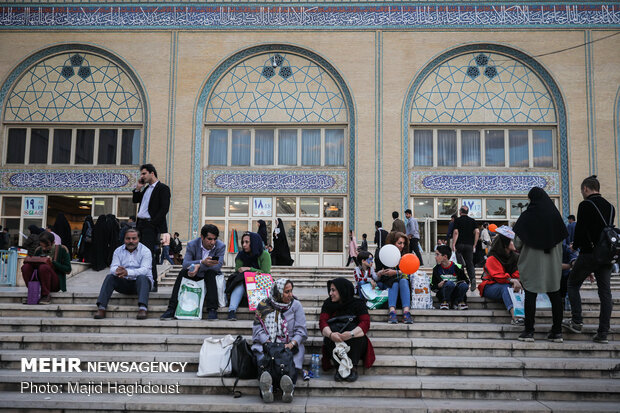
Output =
[{"x1": 587, "y1": 200, "x2": 620, "y2": 265}]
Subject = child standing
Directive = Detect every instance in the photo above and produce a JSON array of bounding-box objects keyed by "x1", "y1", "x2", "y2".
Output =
[{"x1": 431, "y1": 245, "x2": 469, "y2": 310}]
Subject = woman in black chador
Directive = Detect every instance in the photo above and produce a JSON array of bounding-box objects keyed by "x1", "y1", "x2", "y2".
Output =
[
  {"x1": 271, "y1": 218, "x2": 294, "y2": 266},
  {"x1": 53, "y1": 213, "x2": 73, "y2": 257},
  {"x1": 91, "y1": 215, "x2": 109, "y2": 271},
  {"x1": 78, "y1": 215, "x2": 94, "y2": 262}
]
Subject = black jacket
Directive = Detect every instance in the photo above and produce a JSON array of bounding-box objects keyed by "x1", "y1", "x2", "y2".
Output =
[
  {"x1": 573, "y1": 194, "x2": 615, "y2": 253},
  {"x1": 132, "y1": 181, "x2": 171, "y2": 233}
]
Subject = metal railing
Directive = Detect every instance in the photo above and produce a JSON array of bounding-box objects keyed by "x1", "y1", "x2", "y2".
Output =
[{"x1": 0, "y1": 248, "x2": 18, "y2": 286}]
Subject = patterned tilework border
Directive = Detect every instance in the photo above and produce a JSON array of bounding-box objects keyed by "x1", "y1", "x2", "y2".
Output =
[
  {"x1": 203, "y1": 170, "x2": 347, "y2": 194},
  {"x1": 403, "y1": 44, "x2": 569, "y2": 216},
  {"x1": 193, "y1": 44, "x2": 356, "y2": 236},
  {"x1": 410, "y1": 171, "x2": 560, "y2": 195},
  {"x1": 0, "y1": 5, "x2": 619, "y2": 29},
  {"x1": 0, "y1": 169, "x2": 138, "y2": 192}
]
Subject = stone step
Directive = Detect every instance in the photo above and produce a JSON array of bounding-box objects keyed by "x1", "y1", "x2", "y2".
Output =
[{"x1": 1, "y1": 370, "x2": 619, "y2": 401}]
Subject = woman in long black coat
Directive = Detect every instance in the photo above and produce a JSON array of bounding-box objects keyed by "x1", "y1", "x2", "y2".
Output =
[
  {"x1": 271, "y1": 218, "x2": 294, "y2": 266},
  {"x1": 53, "y1": 213, "x2": 73, "y2": 257},
  {"x1": 91, "y1": 215, "x2": 109, "y2": 271}
]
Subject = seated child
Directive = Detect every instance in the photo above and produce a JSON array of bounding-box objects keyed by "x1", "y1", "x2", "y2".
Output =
[
  {"x1": 431, "y1": 245, "x2": 469, "y2": 310},
  {"x1": 353, "y1": 250, "x2": 377, "y2": 297}
]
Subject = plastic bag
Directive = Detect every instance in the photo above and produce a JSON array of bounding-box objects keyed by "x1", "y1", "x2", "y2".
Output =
[
  {"x1": 508, "y1": 287, "x2": 552, "y2": 318},
  {"x1": 360, "y1": 283, "x2": 389, "y2": 309},
  {"x1": 197, "y1": 335, "x2": 235, "y2": 376},
  {"x1": 216, "y1": 273, "x2": 227, "y2": 308},
  {"x1": 410, "y1": 270, "x2": 434, "y2": 309},
  {"x1": 175, "y1": 278, "x2": 205, "y2": 320}
]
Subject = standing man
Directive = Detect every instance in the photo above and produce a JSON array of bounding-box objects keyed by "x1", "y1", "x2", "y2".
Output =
[
  {"x1": 132, "y1": 164, "x2": 171, "y2": 292},
  {"x1": 391, "y1": 211, "x2": 406, "y2": 234},
  {"x1": 404, "y1": 209, "x2": 423, "y2": 266},
  {"x1": 171, "y1": 232, "x2": 183, "y2": 265},
  {"x1": 564, "y1": 175, "x2": 615, "y2": 344},
  {"x1": 565, "y1": 214, "x2": 576, "y2": 245},
  {"x1": 451, "y1": 206, "x2": 479, "y2": 291},
  {"x1": 374, "y1": 221, "x2": 389, "y2": 271},
  {"x1": 159, "y1": 232, "x2": 174, "y2": 265}
]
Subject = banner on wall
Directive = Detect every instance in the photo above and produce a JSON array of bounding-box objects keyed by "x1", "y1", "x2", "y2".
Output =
[
  {"x1": 253, "y1": 197, "x2": 272, "y2": 217},
  {"x1": 461, "y1": 199, "x2": 482, "y2": 219},
  {"x1": 23, "y1": 197, "x2": 44, "y2": 217}
]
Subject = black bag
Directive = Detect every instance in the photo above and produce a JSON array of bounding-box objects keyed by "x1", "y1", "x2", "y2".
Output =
[
  {"x1": 587, "y1": 200, "x2": 620, "y2": 265},
  {"x1": 259, "y1": 342, "x2": 296, "y2": 386},
  {"x1": 221, "y1": 336, "x2": 258, "y2": 398},
  {"x1": 327, "y1": 314, "x2": 357, "y2": 333}
]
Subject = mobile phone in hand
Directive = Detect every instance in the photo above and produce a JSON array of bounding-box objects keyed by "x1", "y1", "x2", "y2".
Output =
[{"x1": 210, "y1": 256, "x2": 219, "y2": 262}]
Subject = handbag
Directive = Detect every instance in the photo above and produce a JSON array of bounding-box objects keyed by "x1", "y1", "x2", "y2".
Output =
[
  {"x1": 27, "y1": 269, "x2": 41, "y2": 305},
  {"x1": 327, "y1": 314, "x2": 357, "y2": 333},
  {"x1": 258, "y1": 342, "x2": 296, "y2": 386},
  {"x1": 221, "y1": 335, "x2": 259, "y2": 398},
  {"x1": 197, "y1": 335, "x2": 235, "y2": 377},
  {"x1": 24, "y1": 256, "x2": 51, "y2": 266}
]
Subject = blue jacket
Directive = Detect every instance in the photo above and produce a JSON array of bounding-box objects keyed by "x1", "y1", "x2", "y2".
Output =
[{"x1": 182, "y1": 237, "x2": 226, "y2": 274}]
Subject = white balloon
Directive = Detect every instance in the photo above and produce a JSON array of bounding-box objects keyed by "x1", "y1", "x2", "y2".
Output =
[{"x1": 379, "y1": 244, "x2": 401, "y2": 268}]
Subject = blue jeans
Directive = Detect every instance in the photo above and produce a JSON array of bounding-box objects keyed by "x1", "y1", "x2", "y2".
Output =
[
  {"x1": 159, "y1": 245, "x2": 174, "y2": 265},
  {"x1": 228, "y1": 284, "x2": 245, "y2": 311},
  {"x1": 438, "y1": 281, "x2": 468, "y2": 304},
  {"x1": 377, "y1": 278, "x2": 410, "y2": 309},
  {"x1": 482, "y1": 282, "x2": 513, "y2": 311}
]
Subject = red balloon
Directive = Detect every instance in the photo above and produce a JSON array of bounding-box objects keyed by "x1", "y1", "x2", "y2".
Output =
[
  {"x1": 488, "y1": 224, "x2": 498, "y2": 232},
  {"x1": 399, "y1": 253, "x2": 420, "y2": 275}
]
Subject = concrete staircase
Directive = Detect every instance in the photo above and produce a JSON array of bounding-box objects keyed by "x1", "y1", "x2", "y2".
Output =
[{"x1": 0, "y1": 266, "x2": 618, "y2": 412}]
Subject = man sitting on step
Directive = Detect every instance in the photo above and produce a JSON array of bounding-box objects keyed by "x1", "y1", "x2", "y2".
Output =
[
  {"x1": 160, "y1": 224, "x2": 226, "y2": 321},
  {"x1": 94, "y1": 228, "x2": 152, "y2": 320}
]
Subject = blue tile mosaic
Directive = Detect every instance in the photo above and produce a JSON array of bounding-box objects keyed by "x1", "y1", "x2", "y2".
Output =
[
  {"x1": 0, "y1": 169, "x2": 138, "y2": 192},
  {"x1": 204, "y1": 170, "x2": 347, "y2": 194}
]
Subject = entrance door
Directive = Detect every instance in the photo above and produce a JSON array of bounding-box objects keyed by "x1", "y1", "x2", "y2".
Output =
[{"x1": 419, "y1": 218, "x2": 436, "y2": 266}]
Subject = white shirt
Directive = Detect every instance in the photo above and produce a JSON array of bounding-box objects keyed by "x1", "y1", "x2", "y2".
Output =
[
  {"x1": 200, "y1": 242, "x2": 213, "y2": 261},
  {"x1": 109, "y1": 242, "x2": 153, "y2": 285},
  {"x1": 137, "y1": 180, "x2": 158, "y2": 219}
]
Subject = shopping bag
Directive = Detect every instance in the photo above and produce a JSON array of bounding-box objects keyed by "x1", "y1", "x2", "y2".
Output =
[
  {"x1": 175, "y1": 278, "x2": 205, "y2": 320},
  {"x1": 27, "y1": 269, "x2": 41, "y2": 305},
  {"x1": 197, "y1": 334, "x2": 235, "y2": 377},
  {"x1": 244, "y1": 272, "x2": 273, "y2": 311},
  {"x1": 410, "y1": 271, "x2": 434, "y2": 309},
  {"x1": 216, "y1": 273, "x2": 227, "y2": 307},
  {"x1": 360, "y1": 283, "x2": 389, "y2": 310},
  {"x1": 508, "y1": 287, "x2": 552, "y2": 318}
]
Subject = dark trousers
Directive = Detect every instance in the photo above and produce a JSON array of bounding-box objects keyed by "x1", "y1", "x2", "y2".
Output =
[
  {"x1": 137, "y1": 219, "x2": 159, "y2": 288},
  {"x1": 523, "y1": 289, "x2": 562, "y2": 334},
  {"x1": 324, "y1": 336, "x2": 368, "y2": 367},
  {"x1": 21, "y1": 263, "x2": 59, "y2": 297},
  {"x1": 97, "y1": 273, "x2": 150, "y2": 309},
  {"x1": 346, "y1": 255, "x2": 356, "y2": 266},
  {"x1": 167, "y1": 268, "x2": 219, "y2": 311},
  {"x1": 455, "y1": 243, "x2": 475, "y2": 283},
  {"x1": 567, "y1": 253, "x2": 613, "y2": 335},
  {"x1": 375, "y1": 248, "x2": 384, "y2": 271},
  {"x1": 409, "y1": 237, "x2": 424, "y2": 265}
]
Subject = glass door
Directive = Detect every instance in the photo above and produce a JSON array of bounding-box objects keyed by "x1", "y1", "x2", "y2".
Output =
[{"x1": 419, "y1": 218, "x2": 436, "y2": 266}]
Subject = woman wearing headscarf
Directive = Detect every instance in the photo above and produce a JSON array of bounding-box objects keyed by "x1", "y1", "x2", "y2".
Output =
[
  {"x1": 52, "y1": 213, "x2": 73, "y2": 257},
  {"x1": 78, "y1": 216, "x2": 94, "y2": 262},
  {"x1": 478, "y1": 226, "x2": 523, "y2": 325},
  {"x1": 319, "y1": 277, "x2": 375, "y2": 382},
  {"x1": 253, "y1": 278, "x2": 307, "y2": 403},
  {"x1": 513, "y1": 187, "x2": 568, "y2": 342},
  {"x1": 226, "y1": 232, "x2": 272, "y2": 321},
  {"x1": 345, "y1": 230, "x2": 358, "y2": 267},
  {"x1": 91, "y1": 215, "x2": 109, "y2": 271},
  {"x1": 257, "y1": 220, "x2": 269, "y2": 248},
  {"x1": 23, "y1": 225, "x2": 44, "y2": 256},
  {"x1": 271, "y1": 218, "x2": 294, "y2": 266},
  {"x1": 376, "y1": 231, "x2": 413, "y2": 324},
  {"x1": 105, "y1": 214, "x2": 121, "y2": 266}
]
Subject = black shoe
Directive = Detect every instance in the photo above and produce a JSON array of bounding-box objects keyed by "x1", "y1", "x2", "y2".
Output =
[
  {"x1": 547, "y1": 332, "x2": 563, "y2": 343},
  {"x1": 344, "y1": 368, "x2": 358, "y2": 382},
  {"x1": 334, "y1": 371, "x2": 344, "y2": 382},
  {"x1": 151, "y1": 284, "x2": 158, "y2": 293},
  {"x1": 227, "y1": 310, "x2": 237, "y2": 321},
  {"x1": 518, "y1": 331, "x2": 535, "y2": 342},
  {"x1": 207, "y1": 309, "x2": 218, "y2": 320},
  {"x1": 160, "y1": 308, "x2": 175, "y2": 321},
  {"x1": 593, "y1": 333, "x2": 608, "y2": 344}
]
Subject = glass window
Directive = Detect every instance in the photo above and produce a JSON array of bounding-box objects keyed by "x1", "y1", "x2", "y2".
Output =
[
  {"x1": 6, "y1": 128, "x2": 26, "y2": 164},
  {"x1": 413, "y1": 130, "x2": 433, "y2": 166},
  {"x1": 325, "y1": 129, "x2": 344, "y2": 166},
  {"x1": 533, "y1": 129, "x2": 554, "y2": 167},
  {"x1": 299, "y1": 221, "x2": 319, "y2": 252},
  {"x1": 413, "y1": 198, "x2": 434, "y2": 218},
  {"x1": 438, "y1": 198, "x2": 458, "y2": 217},
  {"x1": 323, "y1": 198, "x2": 343, "y2": 218},
  {"x1": 255, "y1": 129, "x2": 274, "y2": 165},
  {"x1": 300, "y1": 198, "x2": 320, "y2": 217},
  {"x1": 278, "y1": 129, "x2": 297, "y2": 165},
  {"x1": 208, "y1": 129, "x2": 228, "y2": 166},
  {"x1": 206, "y1": 197, "x2": 226, "y2": 217},
  {"x1": 301, "y1": 129, "x2": 321, "y2": 165},
  {"x1": 75, "y1": 129, "x2": 95, "y2": 164},
  {"x1": 461, "y1": 130, "x2": 481, "y2": 166},
  {"x1": 29, "y1": 129, "x2": 49, "y2": 164},
  {"x1": 486, "y1": 199, "x2": 506, "y2": 218},
  {"x1": 208, "y1": 221, "x2": 225, "y2": 242},
  {"x1": 276, "y1": 197, "x2": 296, "y2": 216},
  {"x1": 2, "y1": 197, "x2": 22, "y2": 216},
  {"x1": 509, "y1": 130, "x2": 529, "y2": 167},
  {"x1": 98, "y1": 129, "x2": 118, "y2": 164},
  {"x1": 5, "y1": 217, "x2": 22, "y2": 246},
  {"x1": 228, "y1": 221, "x2": 249, "y2": 249},
  {"x1": 228, "y1": 197, "x2": 249, "y2": 216},
  {"x1": 323, "y1": 221, "x2": 343, "y2": 252},
  {"x1": 52, "y1": 129, "x2": 72, "y2": 164},
  {"x1": 117, "y1": 197, "x2": 135, "y2": 218},
  {"x1": 121, "y1": 129, "x2": 140, "y2": 165},
  {"x1": 93, "y1": 197, "x2": 113, "y2": 216},
  {"x1": 282, "y1": 220, "x2": 296, "y2": 253},
  {"x1": 485, "y1": 130, "x2": 505, "y2": 166},
  {"x1": 231, "y1": 129, "x2": 250, "y2": 165},
  {"x1": 437, "y1": 130, "x2": 456, "y2": 166},
  {"x1": 252, "y1": 219, "x2": 272, "y2": 246},
  {"x1": 510, "y1": 199, "x2": 529, "y2": 218}
]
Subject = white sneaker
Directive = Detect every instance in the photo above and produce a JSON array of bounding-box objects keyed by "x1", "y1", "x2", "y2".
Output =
[
  {"x1": 259, "y1": 371, "x2": 273, "y2": 403},
  {"x1": 280, "y1": 374, "x2": 294, "y2": 403}
]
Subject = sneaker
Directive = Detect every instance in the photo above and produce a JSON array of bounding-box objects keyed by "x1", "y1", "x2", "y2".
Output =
[
  {"x1": 302, "y1": 369, "x2": 312, "y2": 381},
  {"x1": 160, "y1": 308, "x2": 175, "y2": 321},
  {"x1": 440, "y1": 302, "x2": 449, "y2": 310},
  {"x1": 511, "y1": 318, "x2": 525, "y2": 326},
  {"x1": 547, "y1": 332, "x2": 563, "y2": 343},
  {"x1": 592, "y1": 334, "x2": 609, "y2": 344},
  {"x1": 280, "y1": 374, "x2": 294, "y2": 403},
  {"x1": 458, "y1": 302, "x2": 468, "y2": 310},
  {"x1": 207, "y1": 309, "x2": 218, "y2": 320},
  {"x1": 562, "y1": 318, "x2": 583, "y2": 333},
  {"x1": 227, "y1": 310, "x2": 237, "y2": 321},
  {"x1": 38, "y1": 295, "x2": 51, "y2": 305},
  {"x1": 334, "y1": 371, "x2": 344, "y2": 382},
  {"x1": 402, "y1": 311, "x2": 413, "y2": 324},
  {"x1": 259, "y1": 371, "x2": 274, "y2": 403},
  {"x1": 518, "y1": 331, "x2": 535, "y2": 342},
  {"x1": 387, "y1": 311, "x2": 398, "y2": 324}
]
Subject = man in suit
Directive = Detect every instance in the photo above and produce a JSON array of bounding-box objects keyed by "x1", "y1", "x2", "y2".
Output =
[
  {"x1": 160, "y1": 224, "x2": 226, "y2": 321},
  {"x1": 132, "y1": 164, "x2": 171, "y2": 292},
  {"x1": 374, "y1": 220, "x2": 389, "y2": 271}
]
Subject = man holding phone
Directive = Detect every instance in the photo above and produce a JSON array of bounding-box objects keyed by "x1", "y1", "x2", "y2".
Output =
[
  {"x1": 160, "y1": 224, "x2": 226, "y2": 321},
  {"x1": 132, "y1": 163, "x2": 171, "y2": 292}
]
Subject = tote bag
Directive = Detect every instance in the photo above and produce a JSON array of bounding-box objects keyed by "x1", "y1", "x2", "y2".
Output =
[
  {"x1": 197, "y1": 334, "x2": 235, "y2": 377},
  {"x1": 27, "y1": 269, "x2": 41, "y2": 305},
  {"x1": 175, "y1": 278, "x2": 206, "y2": 320},
  {"x1": 508, "y1": 287, "x2": 551, "y2": 318}
]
